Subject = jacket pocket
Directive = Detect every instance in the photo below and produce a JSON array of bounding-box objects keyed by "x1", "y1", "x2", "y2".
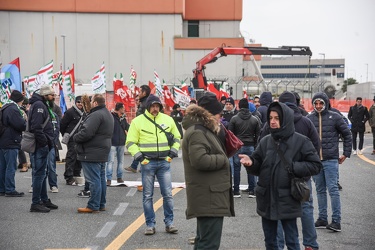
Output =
[
  {"x1": 255, "y1": 185, "x2": 268, "y2": 212},
  {"x1": 209, "y1": 182, "x2": 231, "y2": 210}
]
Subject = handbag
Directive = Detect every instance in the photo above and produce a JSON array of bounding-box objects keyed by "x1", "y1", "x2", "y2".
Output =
[
  {"x1": 61, "y1": 116, "x2": 83, "y2": 144},
  {"x1": 21, "y1": 117, "x2": 49, "y2": 153},
  {"x1": 272, "y1": 139, "x2": 310, "y2": 202},
  {"x1": 143, "y1": 114, "x2": 175, "y2": 147},
  {"x1": 222, "y1": 125, "x2": 244, "y2": 158}
]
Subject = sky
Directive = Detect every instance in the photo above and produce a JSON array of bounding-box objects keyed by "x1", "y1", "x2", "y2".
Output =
[{"x1": 241, "y1": 0, "x2": 375, "y2": 83}]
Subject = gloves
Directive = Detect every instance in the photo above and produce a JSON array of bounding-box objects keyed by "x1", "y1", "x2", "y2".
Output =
[{"x1": 168, "y1": 150, "x2": 178, "y2": 159}]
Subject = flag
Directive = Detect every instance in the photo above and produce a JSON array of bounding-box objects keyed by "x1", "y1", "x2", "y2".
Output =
[
  {"x1": 65, "y1": 65, "x2": 75, "y2": 93},
  {"x1": 35, "y1": 60, "x2": 54, "y2": 90},
  {"x1": 62, "y1": 68, "x2": 75, "y2": 101},
  {"x1": 23, "y1": 74, "x2": 37, "y2": 97},
  {"x1": 173, "y1": 86, "x2": 191, "y2": 110},
  {"x1": 180, "y1": 81, "x2": 190, "y2": 96},
  {"x1": 91, "y1": 63, "x2": 106, "y2": 94},
  {"x1": 129, "y1": 67, "x2": 137, "y2": 93},
  {"x1": 219, "y1": 83, "x2": 229, "y2": 99},
  {"x1": 149, "y1": 81, "x2": 156, "y2": 95},
  {"x1": 113, "y1": 73, "x2": 129, "y2": 111},
  {"x1": 52, "y1": 70, "x2": 63, "y2": 95},
  {"x1": 163, "y1": 84, "x2": 175, "y2": 108},
  {"x1": 207, "y1": 82, "x2": 220, "y2": 99},
  {"x1": 0, "y1": 57, "x2": 21, "y2": 93},
  {"x1": 243, "y1": 87, "x2": 248, "y2": 99},
  {"x1": 153, "y1": 70, "x2": 163, "y2": 101},
  {"x1": 59, "y1": 88, "x2": 67, "y2": 114}
]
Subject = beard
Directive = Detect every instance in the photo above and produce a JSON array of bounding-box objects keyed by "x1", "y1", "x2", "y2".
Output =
[{"x1": 47, "y1": 99, "x2": 55, "y2": 107}]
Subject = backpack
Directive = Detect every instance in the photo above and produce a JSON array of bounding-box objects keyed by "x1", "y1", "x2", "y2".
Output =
[{"x1": 0, "y1": 105, "x2": 10, "y2": 136}]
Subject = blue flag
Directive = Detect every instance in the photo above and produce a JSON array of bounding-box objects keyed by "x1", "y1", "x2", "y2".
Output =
[
  {"x1": 0, "y1": 58, "x2": 21, "y2": 92},
  {"x1": 59, "y1": 88, "x2": 67, "y2": 114}
]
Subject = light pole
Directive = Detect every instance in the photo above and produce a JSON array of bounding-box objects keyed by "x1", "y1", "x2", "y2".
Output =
[{"x1": 61, "y1": 35, "x2": 66, "y2": 71}]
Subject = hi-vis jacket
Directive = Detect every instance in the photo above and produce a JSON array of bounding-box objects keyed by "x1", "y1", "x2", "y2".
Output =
[{"x1": 126, "y1": 109, "x2": 181, "y2": 160}]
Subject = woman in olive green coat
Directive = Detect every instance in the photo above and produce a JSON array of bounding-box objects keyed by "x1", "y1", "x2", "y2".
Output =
[{"x1": 182, "y1": 93, "x2": 234, "y2": 250}]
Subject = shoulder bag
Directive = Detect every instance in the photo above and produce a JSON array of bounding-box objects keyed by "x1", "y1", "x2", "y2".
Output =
[
  {"x1": 222, "y1": 125, "x2": 244, "y2": 158},
  {"x1": 143, "y1": 114, "x2": 175, "y2": 147},
  {"x1": 272, "y1": 139, "x2": 310, "y2": 202},
  {"x1": 61, "y1": 116, "x2": 83, "y2": 144},
  {"x1": 21, "y1": 117, "x2": 49, "y2": 153}
]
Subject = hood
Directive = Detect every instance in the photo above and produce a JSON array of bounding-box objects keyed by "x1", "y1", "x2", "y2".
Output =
[
  {"x1": 267, "y1": 102, "x2": 295, "y2": 140},
  {"x1": 145, "y1": 94, "x2": 163, "y2": 111},
  {"x1": 29, "y1": 92, "x2": 44, "y2": 105},
  {"x1": 237, "y1": 109, "x2": 252, "y2": 120},
  {"x1": 259, "y1": 91, "x2": 272, "y2": 106},
  {"x1": 182, "y1": 105, "x2": 220, "y2": 134},
  {"x1": 311, "y1": 92, "x2": 329, "y2": 114},
  {"x1": 285, "y1": 103, "x2": 303, "y2": 123}
]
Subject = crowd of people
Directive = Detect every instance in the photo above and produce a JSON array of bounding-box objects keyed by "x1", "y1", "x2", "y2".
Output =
[{"x1": 3, "y1": 84, "x2": 375, "y2": 249}]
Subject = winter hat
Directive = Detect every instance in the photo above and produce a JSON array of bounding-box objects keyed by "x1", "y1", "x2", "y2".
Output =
[
  {"x1": 75, "y1": 95, "x2": 82, "y2": 103},
  {"x1": 269, "y1": 104, "x2": 283, "y2": 125},
  {"x1": 198, "y1": 92, "x2": 223, "y2": 115},
  {"x1": 173, "y1": 104, "x2": 180, "y2": 110},
  {"x1": 10, "y1": 90, "x2": 24, "y2": 103},
  {"x1": 279, "y1": 91, "x2": 297, "y2": 105},
  {"x1": 248, "y1": 102, "x2": 256, "y2": 113},
  {"x1": 238, "y1": 98, "x2": 249, "y2": 109},
  {"x1": 145, "y1": 94, "x2": 163, "y2": 111},
  {"x1": 39, "y1": 84, "x2": 55, "y2": 96},
  {"x1": 220, "y1": 96, "x2": 227, "y2": 101},
  {"x1": 225, "y1": 97, "x2": 235, "y2": 106},
  {"x1": 292, "y1": 92, "x2": 301, "y2": 106}
]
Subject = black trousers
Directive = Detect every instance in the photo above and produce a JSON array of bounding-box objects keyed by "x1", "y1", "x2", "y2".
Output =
[
  {"x1": 194, "y1": 217, "x2": 224, "y2": 250},
  {"x1": 63, "y1": 140, "x2": 82, "y2": 180},
  {"x1": 351, "y1": 131, "x2": 364, "y2": 150}
]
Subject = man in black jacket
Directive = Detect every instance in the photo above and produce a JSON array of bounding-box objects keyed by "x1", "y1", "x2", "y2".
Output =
[
  {"x1": 307, "y1": 92, "x2": 352, "y2": 232},
  {"x1": 60, "y1": 96, "x2": 84, "y2": 185},
  {"x1": 348, "y1": 97, "x2": 369, "y2": 155},
  {"x1": 0, "y1": 90, "x2": 26, "y2": 197},
  {"x1": 229, "y1": 98, "x2": 260, "y2": 198},
  {"x1": 28, "y1": 84, "x2": 59, "y2": 212},
  {"x1": 74, "y1": 94, "x2": 114, "y2": 213}
]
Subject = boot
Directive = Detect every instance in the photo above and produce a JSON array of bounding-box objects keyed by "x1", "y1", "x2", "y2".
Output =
[{"x1": 20, "y1": 163, "x2": 28, "y2": 172}]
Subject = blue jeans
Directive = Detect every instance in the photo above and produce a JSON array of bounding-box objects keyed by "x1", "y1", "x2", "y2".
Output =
[
  {"x1": 262, "y1": 217, "x2": 300, "y2": 250},
  {"x1": 277, "y1": 179, "x2": 318, "y2": 249},
  {"x1": 31, "y1": 146, "x2": 49, "y2": 205},
  {"x1": 233, "y1": 146, "x2": 255, "y2": 192},
  {"x1": 106, "y1": 146, "x2": 124, "y2": 180},
  {"x1": 0, "y1": 149, "x2": 18, "y2": 193},
  {"x1": 47, "y1": 148, "x2": 58, "y2": 188},
  {"x1": 130, "y1": 159, "x2": 139, "y2": 170},
  {"x1": 81, "y1": 161, "x2": 107, "y2": 210},
  {"x1": 141, "y1": 159, "x2": 174, "y2": 227},
  {"x1": 313, "y1": 159, "x2": 341, "y2": 223}
]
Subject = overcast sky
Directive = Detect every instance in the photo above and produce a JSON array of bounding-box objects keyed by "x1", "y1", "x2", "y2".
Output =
[{"x1": 241, "y1": 0, "x2": 375, "y2": 83}]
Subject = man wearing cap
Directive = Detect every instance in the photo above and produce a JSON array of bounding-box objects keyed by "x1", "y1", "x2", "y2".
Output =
[
  {"x1": 368, "y1": 96, "x2": 375, "y2": 155},
  {"x1": 220, "y1": 96, "x2": 227, "y2": 108},
  {"x1": 181, "y1": 92, "x2": 233, "y2": 249},
  {"x1": 348, "y1": 97, "x2": 369, "y2": 155},
  {"x1": 170, "y1": 104, "x2": 183, "y2": 139},
  {"x1": 222, "y1": 97, "x2": 238, "y2": 126},
  {"x1": 28, "y1": 84, "x2": 59, "y2": 212},
  {"x1": 0, "y1": 90, "x2": 27, "y2": 197},
  {"x1": 60, "y1": 95, "x2": 85, "y2": 185},
  {"x1": 126, "y1": 94, "x2": 181, "y2": 235},
  {"x1": 307, "y1": 92, "x2": 352, "y2": 232}
]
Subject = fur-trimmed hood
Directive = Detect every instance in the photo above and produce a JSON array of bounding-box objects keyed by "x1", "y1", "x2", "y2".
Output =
[{"x1": 182, "y1": 104, "x2": 220, "y2": 134}]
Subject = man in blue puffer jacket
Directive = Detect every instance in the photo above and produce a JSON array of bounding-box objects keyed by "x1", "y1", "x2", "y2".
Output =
[{"x1": 307, "y1": 92, "x2": 352, "y2": 232}]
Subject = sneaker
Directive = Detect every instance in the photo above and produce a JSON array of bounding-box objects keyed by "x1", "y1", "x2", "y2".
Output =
[
  {"x1": 106, "y1": 180, "x2": 111, "y2": 186},
  {"x1": 29, "y1": 188, "x2": 33, "y2": 193},
  {"x1": 117, "y1": 178, "x2": 124, "y2": 183},
  {"x1": 66, "y1": 179, "x2": 77, "y2": 186},
  {"x1": 326, "y1": 221, "x2": 341, "y2": 232},
  {"x1": 358, "y1": 149, "x2": 363, "y2": 155},
  {"x1": 43, "y1": 199, "x2": 58, "y2": 209},
  {"x1": 125, "y1": 166, "x2": 137, "y2": 173},
  {"x1": 77, "y1": 190, "x2": 91, "y2": 198},
  {"x1": 315, "y1": 219, "x2": 328, "y2": 228},
  {"x1": 248, "y1": 190, "x2": 256, "y2": 198},
  {"x1": 241, "y1": 188, "x2": 249, "y2": 193},
  {"x1": 30, "y1": 203, "x2": 50, "y2": 213},
  {"x1": 165, "y1": 225, "x2": 178, "y2": 234},
  {"x1": 99, "y1": 207, "x2": 106, "y2": 211},
  {"x1": 77, "y1": 207, "x2": 99, "y2": 213},
  {"x1": 338, "y1": 182, "x2": 343, "y2": 191},
  {"x1": 188, "y1": 237, "x2": 195, "y2": 245},
  {"x1": 352, "y1": 150, "x2": 357, "y2": 155},
  {"x1": 144, "y1": 227, "x2": 156, "y2": 235},
  {"x1": 233, "y1": 191, "x2": 241, "y2": 198},
  {"x1": 51, "y1": 186, "x2": 59, "y2": 193},
  {"x1": 5, "y1": 191, "x2": 24, "y2": 197}
]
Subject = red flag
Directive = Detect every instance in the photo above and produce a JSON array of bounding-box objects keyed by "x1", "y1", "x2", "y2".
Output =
[
  {"x1": 149, "y1": 81, "x2": 156, "y2": 95},
  {"x1": 113, "y1": 74, "x2": 130, "y2": 111},
  {"x1": 65, "y1": 65, "x2": 75, "y2": 93},
  {"x1": 181, "y1": 82, "x2": 190, "y2": 96},
  {"x1": 207, "y1": 82, "x2": 220, "y2": 99},
  {"x1": 163, "y1": 85, "x2": 175, "y2": 108}
]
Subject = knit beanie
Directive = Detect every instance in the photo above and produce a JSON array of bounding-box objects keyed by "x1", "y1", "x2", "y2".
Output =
[
  {"x1": 269, "y1": 104, "x2": 283, "y2": 125},
  {"x1": 39, "y1": 84, "x2": 55, "y2": 96},
  {"x1": 10, "y1": 90, "x2": 24, "y2": 103},
  {"x1": 238, "y1": 98, "x2": 249, "y2": 109},
  {"x1": 198, "y1": 93, "x2": 223, "y2": 115},
  {"x1": 279, "y1": 91, "x2": 297, "y2": 105},
  {"x1": 225, "y1": 97, "x2": 235, "y2": 106},
  {"x1": 220, "y1": 96, "x2": 227, "y2": 101},
  {"x1": 75, "y1": 95, "x2": 82, "y2": 103}
]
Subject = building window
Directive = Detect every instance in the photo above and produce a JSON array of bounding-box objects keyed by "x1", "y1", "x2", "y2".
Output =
[{"x1": 188, "y1": 21, "x2": 199, "y2": 37}]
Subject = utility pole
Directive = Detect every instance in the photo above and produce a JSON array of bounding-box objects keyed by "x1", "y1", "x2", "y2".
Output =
[{"x1": 61, "y1": 35, "x2": 66, "y2": 71}]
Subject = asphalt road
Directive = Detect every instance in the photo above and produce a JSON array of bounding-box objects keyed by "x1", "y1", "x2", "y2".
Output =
[{"x1": 1, "y1": 134, "x2": 375, "y2": 250}]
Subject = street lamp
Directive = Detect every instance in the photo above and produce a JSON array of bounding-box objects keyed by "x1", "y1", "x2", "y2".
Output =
[{"x1": 61, "y1": 35, "x2": 66, "y2": 71}]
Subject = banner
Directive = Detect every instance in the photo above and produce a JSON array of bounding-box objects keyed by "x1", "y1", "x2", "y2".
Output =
[
  {"x1": 91, "y1": 63, "x2": 106, "y2": 94},
  {"x1": 163, "y1": 84, "x2": 175, "y2": 108},
  {"x1": 173, "y1": 86, "x2": 191, "y2": 110},
  {"x1": 0, "y1": 57, "x2": 21, "y2": 93}
]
